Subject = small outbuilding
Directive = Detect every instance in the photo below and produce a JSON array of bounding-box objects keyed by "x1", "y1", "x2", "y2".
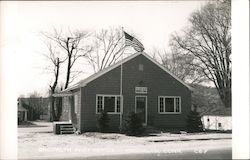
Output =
[
  {"x1": 53, "y1": 52, "x2": 192, "y2": 132},
  {"x1": 201, "y1": 107, "x2": 231, "y2": 131},
  {"x1": 18, "y1": 104, "x2": 28, "y2": 122}
]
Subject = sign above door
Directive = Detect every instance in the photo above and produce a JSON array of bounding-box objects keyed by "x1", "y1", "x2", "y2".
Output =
[{"x1": 135, "y1": 87, "x2": 147, "y2": 94}]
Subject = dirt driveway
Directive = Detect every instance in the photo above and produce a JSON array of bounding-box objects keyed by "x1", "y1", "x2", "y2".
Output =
[{"x1": 18, "y1": 121, "x2": 232, "y2": 159}]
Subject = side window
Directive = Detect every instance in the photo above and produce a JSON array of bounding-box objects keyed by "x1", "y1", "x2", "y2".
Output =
[
  {"x1": 96, "y1": 95, "x2": 121, "y2": 114},
  {"x1": 158, "y1": 96, "x2": 181, "y2": 113},
  {"x1": 104, "y1": 96, "x2": 116, "y2": 112}
]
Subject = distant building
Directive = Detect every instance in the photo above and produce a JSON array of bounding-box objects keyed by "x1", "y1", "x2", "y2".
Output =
[
  {"x1": 18, "y1": 97, "x2": 50, "y2": 121},
  {"x1": 18, "y1": 105, "x2": 28, "y2": 122},
  {"x1": 201, "y1": 107, "x2": 231, "y2": 131}
]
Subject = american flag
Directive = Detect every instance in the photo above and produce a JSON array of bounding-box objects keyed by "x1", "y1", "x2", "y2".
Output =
[{"x1": 123, "y1": 31, "x2": 144, "y2": 52}]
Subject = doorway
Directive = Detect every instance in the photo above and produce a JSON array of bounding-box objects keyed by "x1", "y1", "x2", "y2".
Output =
[{"x1": 135, "y1": 96, "x2": 147, "y2": 125}]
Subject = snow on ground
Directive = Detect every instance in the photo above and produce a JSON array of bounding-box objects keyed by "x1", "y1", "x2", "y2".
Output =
[{"x1": 18, "y1": 121, "x2": 231, "y2": 159}]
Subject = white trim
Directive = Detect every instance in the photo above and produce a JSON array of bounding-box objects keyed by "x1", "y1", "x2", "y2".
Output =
[
  {"x1": 67, "y1": 97, "x2": 72, "y2": 123},
  {"x1": 79, "y1": 87, "x2": 82, "y2": 131},
  {"x1": 158, "y1": 96, "x2": 182, "y2": 114},
  {"x1": 119, "y1": 50, "x2": 123, "y2": 128},
  {"x1": 119, "y1": 95, "x2": 123, "y2": 128},
  {"x1": 64, "y1": 52, "x2": 193, "y2": 92},
  {"x1": 74, "y1": 94, "x2": 78, "y2": 114},
  {"x1": 52, "y1": 93, "x2": 73, "y2": 97},
  {"x1": 135, "y1": 95, "x2": 147, "y2": 125},
  {"x1": 96, "y1": 94, "x2": 122, "y2": 114}
]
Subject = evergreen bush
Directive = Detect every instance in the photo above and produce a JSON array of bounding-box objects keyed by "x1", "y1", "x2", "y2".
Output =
[
  {"x1": 186, "y1": 110, "x2": 203, "y2": 133},
  {"x1": 122, "y1": 111, "x2": 145, "y2": 136},
  {"x1": 97, "y1": 110, "x2": 110, "y2": 132}
]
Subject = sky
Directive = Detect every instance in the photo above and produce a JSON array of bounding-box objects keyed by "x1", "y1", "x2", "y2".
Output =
[{"x1": 0, "y1": 1, "x2": 208, "y2": 97}]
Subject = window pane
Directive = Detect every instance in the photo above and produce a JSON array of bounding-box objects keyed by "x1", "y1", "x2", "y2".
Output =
[
  {"x1": 136, "y1": 97, "x2": 146, "y2": 112},
  {"x1": 165, "y1": 98, "x2": 174, "y2": 112},
  {"x1": 116, "y1": 96, "x2": 121, "y2": 113},
  {"x1": 159, "y1": 97, "x2": 164, "y2": 112},
  {"x1": 104, "y1": 96, "x2": 115, "y2": 112},
  {"x1": 97, "y1": 96, "x2": 102, "y2": 113},
  {"x1": 176, "y1": 97, "x2": 180, "y2": 112}
]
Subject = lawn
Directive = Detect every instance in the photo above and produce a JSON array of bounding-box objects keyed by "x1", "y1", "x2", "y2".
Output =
[{"x1": 18, "y1": 121, "x2": 231, "y2": 159}]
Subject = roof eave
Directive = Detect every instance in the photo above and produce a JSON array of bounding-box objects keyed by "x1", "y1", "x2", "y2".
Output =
[
  {"x1": 60, "y1": 51, "x2": 193, "y2": 92},
  {"x1": 52, "y1": 92, "x2": 73, "y2": 97}
]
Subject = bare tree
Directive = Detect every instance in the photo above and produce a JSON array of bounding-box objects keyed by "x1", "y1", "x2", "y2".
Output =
[
  {"x1": 170, "y1": 1, "x2": 231, "y2": 108},
  {"x1": 42, "y1": 28, "x2": 92, "y2": 89},
  {"x1": 41, "y1": 28, "x2": 92, "y2": 121},
  {"x1": 85, "y1": 28, "x2": 130, "y2": 72},
  {"x1": 42, "y1": 43, "x2": 65, "y2": 121},
  {"x1": 28, "y1": 91, "x2": 42, "y2": 98},
  {"x1": 153, "y1": 48, "x2": 207, "y2": 84},
  {"x1": 43, "y1": 44, "x2": 64, "y2": 93}
]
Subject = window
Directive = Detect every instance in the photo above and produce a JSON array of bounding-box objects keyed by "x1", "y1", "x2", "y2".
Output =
[
  {"x1": 104, "y1": 97, "x2": 115, "y2": 112},
  {"x1": 96, "y1": 95, "x2": 121, "y2": 114},
  {"x1": 218, "y1": 122, "x2": 222, "y2": 128},
  {"x1": 139, "y1": 64, "x2": 144, "y2": 71},
  {"x1": 165, "y1": 98, "x2": 175, "y2": 112},
  {"x1": 158, "y1": 96, "x2": 181, "y2": 113}
]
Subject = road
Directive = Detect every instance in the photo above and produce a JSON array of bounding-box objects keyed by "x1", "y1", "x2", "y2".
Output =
[{"x1": 85, "y1": 147, "x2": 232, "y2": 160}]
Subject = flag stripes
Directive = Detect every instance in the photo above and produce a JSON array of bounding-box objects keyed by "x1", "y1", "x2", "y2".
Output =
[{"x1": 124, "y1": 31, "x2": 144, "y2": 52}]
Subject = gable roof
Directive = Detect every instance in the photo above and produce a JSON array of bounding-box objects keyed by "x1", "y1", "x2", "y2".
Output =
[
  {"x1": 63, "y1": 52, "x2": 193, "y2": 92},
  {"x1": 202, "y1": 107, "x2": 231, "y2": 116},
  {"x1": 18, "y1": 105, "x2": 28, "y2": 112}
]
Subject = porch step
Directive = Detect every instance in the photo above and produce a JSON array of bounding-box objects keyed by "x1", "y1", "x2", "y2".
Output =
[
  {"x1": 60, "y1": 124, "x2": 74, "y2": 134},
  {"x1": 60, "y1": 130, "x2": 74, "y2": 134}
]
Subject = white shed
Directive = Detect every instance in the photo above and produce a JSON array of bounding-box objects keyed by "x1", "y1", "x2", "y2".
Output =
[{"x1": 201, "y1": 107, "x2": 231, "y2": 131}]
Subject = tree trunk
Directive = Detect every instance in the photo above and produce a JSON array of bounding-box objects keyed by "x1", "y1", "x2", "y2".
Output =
[
  {"x1": 49, "y1": 95, "x2": 56, "y2": 121},
  {"x1": 64, "y1": 55, "x2": 71, "y2": 89},
  {"x1": 219, "y1": 87, "x2": 231, "y2": 108},
  {"x1": 49, "y1": 58, "x2": 60, "y2": 121}
]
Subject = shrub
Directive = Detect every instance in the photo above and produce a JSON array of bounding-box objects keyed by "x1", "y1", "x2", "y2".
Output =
[
  {"x1": 186, "y1": 110, "x2": 203, "y2": 133},
  {"x1": 122, "y1": 111, "x2": 145, "y2": 136},
  {"x1": 97, "y1": 110, "x2": 110, "y2": 132}
]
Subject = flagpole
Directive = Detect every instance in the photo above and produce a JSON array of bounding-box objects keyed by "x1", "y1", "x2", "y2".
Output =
[
  {"x1": 119, "y1": 28, "x2": 144, "y2": 130},
  {"x1": 120, "y1": 27, "x2": 124, "y2": 131}
]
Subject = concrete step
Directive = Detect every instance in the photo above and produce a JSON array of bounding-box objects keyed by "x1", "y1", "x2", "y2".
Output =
[
  {"x1": 59, "y1": 124, "x2": 74, "y2": 134},
  {"x1": 60, "y1": 127, "x2": 74, "y2": 131},
  {"x1": 60, "y1": 125, "x2": 73, "y2": 128},
  {"x1": 60, "y1": 130, "x2": 74, "y2": 134}
]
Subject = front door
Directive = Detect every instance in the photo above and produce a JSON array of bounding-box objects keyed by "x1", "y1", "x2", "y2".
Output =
[{"x1": 135, "y1": 96, "x2": 147, "y2": 125}]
